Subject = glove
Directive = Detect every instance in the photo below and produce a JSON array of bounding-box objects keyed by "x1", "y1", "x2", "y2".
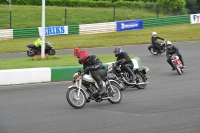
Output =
[{"x1": 84, "y1": 67, "x2": 90, "y2": 73}]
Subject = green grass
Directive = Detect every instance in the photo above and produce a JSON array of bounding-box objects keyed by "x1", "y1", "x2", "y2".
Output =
[
  {"x1": 0, "y1": 54, "x2": 134, "y2": 70},
  {"x1": 0, "y1": 5, "x2": 165, "y2": 29},
  {"x1": 0, "y1": 23, "x2": 199, "y2": 54}
]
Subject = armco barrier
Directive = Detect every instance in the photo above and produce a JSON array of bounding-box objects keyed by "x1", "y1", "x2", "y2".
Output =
[
  {"x1": 13, "y1": 28, "x2": 39, "y2": 39},
  {"x1": 79, "y1": 22, "x2": 116, "y2": 35},
  {"x1": 0, "y1": 68, "x2": 51, "y2": 85},
  {"x1": 143, "y1": 15, "x2": 190, "y2": 28},
  {"x1": 0, "y1": 57, "x2": 142, "y2": 85},
  {"x1": 68, "y1": 25, "x2": 79, "y2": 35},
  {"x1": 0, "y1": 29, "x2": 13, "y2": 40}
]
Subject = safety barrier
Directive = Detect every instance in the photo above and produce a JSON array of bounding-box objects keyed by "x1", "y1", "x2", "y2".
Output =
[
  {"x1": 79, "y1": 22, "x2": 116, "y2": 35},
  {"x1": 0, "y1": 57, "x2": 142, "y2": 85},
  {"x1": 0, "y1": 29, "x2": 13, "y2": 40},
  {"x1": 0, "y1": 15, "x2": 191, "y2": 40},
  {"x1": 143, "y1": 14, "x2": 190, "y2": 28}
]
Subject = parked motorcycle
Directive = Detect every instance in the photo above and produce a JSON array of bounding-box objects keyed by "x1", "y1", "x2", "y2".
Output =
[
  {"x1": 107, "y1": 61, "x2": 148, "y2": 91},
  {"x1": 66, "y1": 70, "x2": 122, "y2": 109},
  {"x1": 27, "y1": 42, "x2": 56, "y2": 57},
  {"x1": 171, "y1": 54, "x2": 184, "y2": 75},
  {"x1": 148, "y1": 40, "x2": 167, "y2": 55}
]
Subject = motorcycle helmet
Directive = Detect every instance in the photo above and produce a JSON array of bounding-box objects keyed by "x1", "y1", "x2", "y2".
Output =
[
  {"x1": 152, "y1": 32, "x2": 157, "y2": 37},
  {"x1": 166, "y1": 41, "x2": 172, "y2": 49},
  {"x1": 76, "y1": 50, "x2": 89, "y2": 64},
  {"x1": 114, "y1": 47, "x2": 122, "y2": 57}
]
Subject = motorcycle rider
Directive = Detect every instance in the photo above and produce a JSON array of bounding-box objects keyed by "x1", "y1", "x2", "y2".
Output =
[
  {"x1": 166, "y1": 41, "x2": 186, "y2": 70},
  {"x1": 76, "y1": 50, "x2": 107, "y2": 95},
  {"x1": 33, "y1": 36, "x2": 42, "y2": 53},
  {"x1": 114, "y1": 47, "x2": 136, "y2": 83},
  {"x1": 151, "y1": 32, "x2": 165, "y2": 54}
]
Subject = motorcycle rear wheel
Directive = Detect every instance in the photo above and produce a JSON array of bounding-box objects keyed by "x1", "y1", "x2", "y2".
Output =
[
  {"x1": 48, "y1": 49, "x2": 56, "y2": 55},
  {"x1": 107, "y1": 82, "x2": 122, "y2": 104},
  {"x1": 136, "y1": 72, "x2": 147, "y2": 89},
  {"x1": 149, "y1": 48, "x2": 158, "y2": 55},
  {"x1": 66, "y1": 87, "x2": 86, "y2": 109}
]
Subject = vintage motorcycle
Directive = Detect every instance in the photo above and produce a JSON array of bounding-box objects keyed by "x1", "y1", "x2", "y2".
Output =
[
  {"x1": 107, "y1": 60, "x2": 148, "y2": 90},
  {"x1": 171, "y1": 54, "x2": 184, "y2": 75},
  {"x1": 148, "y1": 40, "x2": 167, "y2": 55},
  {"x1": 66, "y1": 71, "x2": 122, "y2": 109},
  {"x1": 27, "y1": 42, "x2": 56, "y2": 57}
]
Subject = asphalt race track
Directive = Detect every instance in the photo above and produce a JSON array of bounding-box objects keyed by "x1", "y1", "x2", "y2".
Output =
[{"x1": 0, "y1": 41, "x2": 200, "y2": 133}]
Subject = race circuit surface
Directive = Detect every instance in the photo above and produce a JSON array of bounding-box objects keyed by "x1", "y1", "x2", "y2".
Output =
[{"x1": 0, "y1": 41, "x2": 200, "y2": 133}]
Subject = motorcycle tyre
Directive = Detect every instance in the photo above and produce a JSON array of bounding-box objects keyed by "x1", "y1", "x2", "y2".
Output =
[
  {"x1": 66, "y1": 87, "x2": 86, "y2": 109},
  {"x1": 27, "y1": 50, "x2": 35, "y2": 57},
  {"x1": 136, "y1": 72, "x2": 147, "y2": 89},
  {"x1": 107, "y1": 82, "x2": 122, "y2": 104}
]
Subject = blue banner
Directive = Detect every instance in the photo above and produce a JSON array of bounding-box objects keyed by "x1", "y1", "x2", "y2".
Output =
[{"x1": 117, "y1": 20, "x2": 143, "y2": 31}]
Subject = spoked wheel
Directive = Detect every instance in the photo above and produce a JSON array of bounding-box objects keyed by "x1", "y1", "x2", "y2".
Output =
[
  {"x1": 66, "y1": 87, "x2": 86, "y2": 109},
  {"x1": 175, "y1": 63, "x2": 182, "y2": 75},
  {"x1": 27, "y1": 50, "x2": 35, "y2": 57},
  {"x1": 149, "y1": 48, "x2": 158, "y2": 55},
  {"x1": 107, "y1": 81, "x2": 122, "y2": 104},
  {"x1": 48, "y1": 49, "x2": 56, "y2": 55},
  {"x1": 136, "y1": 72, "x2": 147, "y2": 89}
]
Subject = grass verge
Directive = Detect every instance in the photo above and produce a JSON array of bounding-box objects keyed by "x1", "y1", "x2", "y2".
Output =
[
  {"x1": 0, "y1": 23, "x2": 199, "y2": 54},
  {"x1": 0, "y1": 5, "x2": 164, "y2": 29},
  {"x1": 0, "y1": 54, "x2": 134, "y2": 70}
]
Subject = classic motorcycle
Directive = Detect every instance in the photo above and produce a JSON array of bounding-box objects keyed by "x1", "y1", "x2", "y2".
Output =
[
  {"x1": 171, "y1": 54, "x2": 184, "y2": 75},
  {"x1": 27, "y1": 42, "x2": 56, "y2": 57},
  {"x1": 148, "y1": 40, "x2": 167, "y2": 55},
  {"x1": 107, "y1": 61, "x2": 148, "y2": 90},
  {"x1": 66, "y1": 71, "x2": 122, "y2": 109}
]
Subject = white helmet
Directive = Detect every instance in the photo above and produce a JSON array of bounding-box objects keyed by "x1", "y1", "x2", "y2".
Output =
[
  {"x1": 152, "y1": 32, "x2": 157, "y2": 37},
  {"x1": 166, "y1": 41, "x2": 172, "y2": 46}
]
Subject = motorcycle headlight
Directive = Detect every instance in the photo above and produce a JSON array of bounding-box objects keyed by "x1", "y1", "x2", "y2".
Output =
[
  {"x1": 107, "y1": 65, "x2": 113, "y2": 72},
  {"x1": 73, "y1": 72, "x2": 79, "y2": 80}
]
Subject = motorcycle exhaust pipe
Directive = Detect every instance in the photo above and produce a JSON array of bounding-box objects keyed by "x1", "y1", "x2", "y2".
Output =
[{"x1": 122, "y1": 77, "x2": 149, "y2": 85}]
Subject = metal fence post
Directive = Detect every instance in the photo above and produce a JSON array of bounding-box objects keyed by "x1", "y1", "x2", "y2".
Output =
[
  {"x1": 112, "y1": 0, "x2": 116, "y2": 22},
  {"x1": 156, "y1": 4, "x2": 159, "y2": 18},
  {"x1": 64, "y1": 8, "x2": 67, "y2": 25}
]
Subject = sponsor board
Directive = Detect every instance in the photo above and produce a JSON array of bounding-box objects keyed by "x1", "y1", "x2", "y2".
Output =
[
  {"x1": 38, "y1": 26, "x2": 68, "y2": 36},
  {"x1": 190, "y1": 14, "x2": 200, "y2": 24},
  {"x1": 117, "y1": 20, "x2": 143, "y2": 31}
]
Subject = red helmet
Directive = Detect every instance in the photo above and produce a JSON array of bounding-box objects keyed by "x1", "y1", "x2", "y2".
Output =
[{"x1": 76, "y1": 50, "x2": 88, "y2": 64}]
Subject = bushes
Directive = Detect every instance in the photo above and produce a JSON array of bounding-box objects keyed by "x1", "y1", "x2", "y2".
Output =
[
  {"x1": 157, "y1": 0, "x2": 186, "y2": 14},
  {"x1": 0, "y1": 0, "x2": 188, "y2": 14}
]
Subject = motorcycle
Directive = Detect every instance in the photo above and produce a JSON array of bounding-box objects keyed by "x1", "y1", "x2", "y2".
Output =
[
  {"x1": 171, "y1": 54, "x2": 184, "y2": 75},
  {"x1": 66, "y1": 70, "x2": 122, "y2": 109},
  {"x1": 148, "y1": 40, "x2": 167, "y2": 55},
  {"x1": 107, "y1": 60, "x2": 148, "y2": 91},
  {"x1": 27, "y1": 42, "x2": 56, "y2": 57}
]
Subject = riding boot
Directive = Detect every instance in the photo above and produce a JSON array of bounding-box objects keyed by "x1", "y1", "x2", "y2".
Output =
[
  {"x1": 98, "y1": 81, "x2": 106, "y2": 95},
  {"x1": 178, "y1": 55, "x2": 186, "y2": 67}
]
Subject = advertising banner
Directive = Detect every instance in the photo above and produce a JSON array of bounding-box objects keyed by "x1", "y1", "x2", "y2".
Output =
[
  {"x1": 117, "y1": 20, "x2": 143, "y2": 31},
  {"x1": 38, "y1": 26, "x2": 68, "y2": 36},
  {"x1": 190, "y1": 14, "x2": 200, "y2": 24}
]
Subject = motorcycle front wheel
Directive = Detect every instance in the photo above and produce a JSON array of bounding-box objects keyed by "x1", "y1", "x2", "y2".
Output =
[
  {"x1": 66, "y1": 87, "x2": 86, "y2": 109},
  {"x1": 175, "y1": 63, "x2": 182, "y2": 75},
  {"x1": 27, "y1": 50, "x2": 35, "y2": 57},
  {"x1": 107, "y1": 81, "x2": 122, "y2": 104}
]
